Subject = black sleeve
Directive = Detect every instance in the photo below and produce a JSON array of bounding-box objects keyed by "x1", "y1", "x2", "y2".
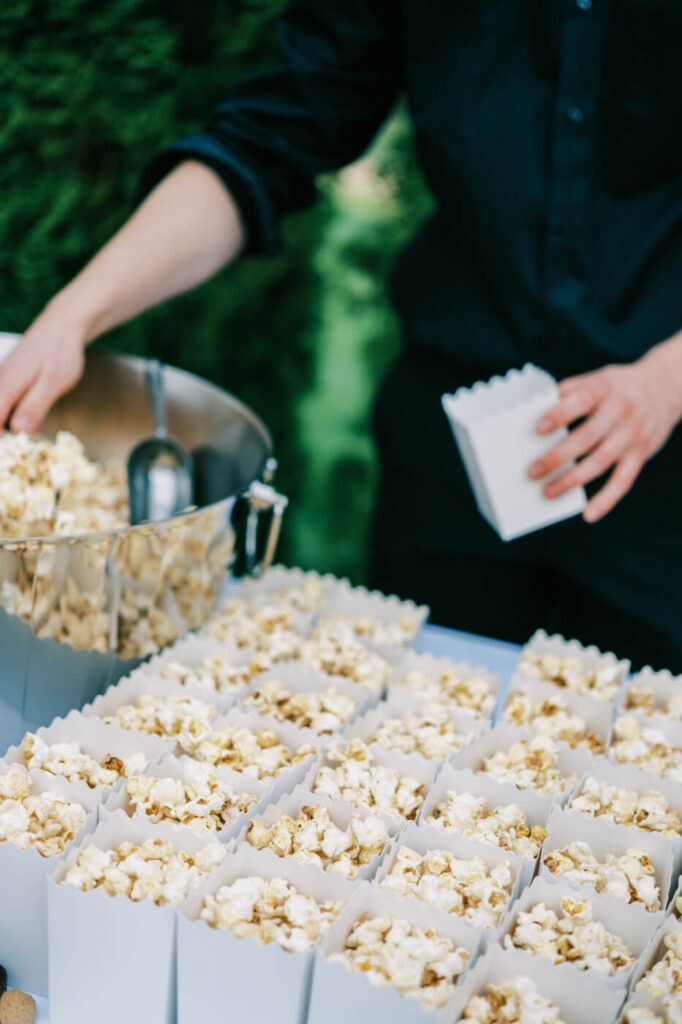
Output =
[{"x1": 140, "y1": 0, "x2": 402, "y2": 255}]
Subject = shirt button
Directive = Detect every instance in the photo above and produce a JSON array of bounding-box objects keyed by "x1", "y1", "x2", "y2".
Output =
[
  {"x1": 576, "y1": 0, "x2": 592, "y2": 10},
  {"x1": 566, "y1": 105, "x2": 585, "y2": 124}
]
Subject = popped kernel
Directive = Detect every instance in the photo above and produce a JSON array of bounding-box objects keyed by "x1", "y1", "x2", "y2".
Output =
[
  {"x1": 636, "y1": 928, "x2": 682, "y2": 1003},
  {"x1": 22, "y1": 733, "x2": 147, "y2": 789},
  {"x1": 610, "y1": 716, "x2": 682, "y2": 784},
  {"x1": 622, "y1": 1010, "x2": 665, "y2": 1024},
  {"x1": 460, "y1": 976, "x2": 565, "y2": 1023},
  {"x1": 479, "y1": 735, "x2": 579, "y2": 794},
  {"x1": 203, "y1": 597, "x2": 304, "y2": 657},
  {"x1": 426, "y1": 791, "x2": 547, "y2": 860},
  {"x1": 625, "y1": 683, "x2": 682, "y2": 722},
  {"x1": 543, "y1": 841, "x2": 661, "y2": 911},
  {"x1": 160, "y1": 655, "x2": 257, "y2": 696},
  {"x1": 126, "y1": 761, "x2": 258, "y2": 833},
  {"x1": 296, "y1": 624, "x2": 392, "y2": 691},
  {"x1": 312, "y1": 740, "x2": 425, "y2": 821},
  {"x1": 245, "y1": 804, "x2": 389, "y2": 876},
  {"x1": 179, "y1": 721, "x2": 316, "y2": 779},
  {"x1": 519, "y1": 651, "x2": 622, "y2": 701},
  {"x1": 569, "y1": 777, "x2": 681, "y2": 838},
  {"x1": 0, "y1": 764, "x2": 87, "y2": 858},
  {"x1": 101, "y1": 693, "x2": 216, "y2": 746},
  {"x1": 242, "y1": 678, "x2": 356, "y2": 734},
  {"x1": 317, "y1": 610, "x2": 420, "y2": 648},
  {"x1": 200, "y1": 875, "x2": 341, "y2": 952},
  {"x1": 365, "y1": 702, "x2": 475, "y2": 759},
  {"x1": 503, "y1": 691, "x2": 604, "y2": 754},
  {"x1": 392, "y1": 668, "x2": 495, "y2": 717}
]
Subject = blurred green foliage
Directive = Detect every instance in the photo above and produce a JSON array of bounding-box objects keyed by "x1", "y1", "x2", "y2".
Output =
[{"x1": 0, "y1": 0, "x2": 431, "y2": 582}]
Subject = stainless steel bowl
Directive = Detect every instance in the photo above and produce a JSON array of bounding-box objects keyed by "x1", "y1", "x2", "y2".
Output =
[{"x1": 0, "y1": 332, "x2": 287, "y2": 740}]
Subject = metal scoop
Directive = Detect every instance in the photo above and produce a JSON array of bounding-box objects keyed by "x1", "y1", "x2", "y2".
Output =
[{"x1": 127, "y1": 359, "x2": 194, "y2": 524}]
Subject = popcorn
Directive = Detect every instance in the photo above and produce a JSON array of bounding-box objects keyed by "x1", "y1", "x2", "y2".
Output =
[
  {"x1": 610, "y1": 716, "x2": 682, "y2": 783},
  {"x1": 459, "y1": 976, "x2": 565, "y2": 1023},
  {"x1": 0, "y1": 764, "x2": 87, "y2": 857},
  {"x1": 160, "y1": 655, "x2": 258, "y2": 696},
  {"x1": 203, "y1": 598, "x2": 303, "y2": 658},
  {"x1": 22, "y1": 733, "x2": 146, "y2": 789},
  {"x1": 503, "y1": 692, "x2": 604, "y2": 753},
  {"x1": 365, "y1": 702, "x2": 475, "y2": 759},
  {"x1": 636, "y1": 928, "x2": 682, "y2": 1004},
  {"x1": 242, "y1": 678, "x2": 356, "y2": 734},
  {"x1": 622, "y1": 1009, "x2": 666, "y2": 1024},
  {"x1": 569, "y1": 777, "x2": 681, "y2": 838},
  {"x1": 245, "y1": 804, "x2": 390, "y2": 876},
  {"x1": 329, "y1": 913, "x2": 469, "y2": 1010},
  {"x1": 479, "y1": 735, "x2": 579, "y2": 794},
  {"x1": 62, "y1": 836, "x2": 225, "y2": 905},
  {"x1": 179, "y1": 721, "x2": 316, "y2": 779},
  {"x1": 125, "y1": 762, "x2": 259, "y2": 833},
  {"x1": 100, "y1": 693, "x2": 216, "y2": 747},
  {"x1": 317, "y1": 609, "x2": 421, "y2": 648},
  {"x1": 518, "y1": 651, "x2": 622, "y2": 701},
  {"x1": 381, "y1": 845, "x2": 513, "y2": 928},
  {"x1": 200, "y1": 875, "x2": 341, "y2": 951},
  {"x1": 625, "y1": 683, "x2": 682, "y2": 722},
  {"x1": 426, "y1": 792, "x2": 547, "y2": 859},
  {"x1": 504, "y1": 895, "x2": 634, "y2": 975},
  {"x1": 392, "y1": 667, "x2": 495, "y2": 716},
  {"x1": 296, "y1": 623, "x2": 393, "y2": 690},
  {"x1": 543, "y1": 842, "x2": 661, "y2": 911},
  {"x1": 312, "y1": 740, "x2": 425, "y2": 821}
]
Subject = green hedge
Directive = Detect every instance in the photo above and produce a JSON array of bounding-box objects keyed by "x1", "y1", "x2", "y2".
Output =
[{"x1": 0, "y1": 0, "x2": 430, "y2": 582}]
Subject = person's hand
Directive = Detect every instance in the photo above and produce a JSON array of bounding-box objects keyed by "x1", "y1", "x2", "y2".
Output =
[
  {"x1": 528, "y1": 343, "x2": 682, "y2": 523},
  {"x1": 0, "y1": 303, "x2": 88, "y2": 433}
]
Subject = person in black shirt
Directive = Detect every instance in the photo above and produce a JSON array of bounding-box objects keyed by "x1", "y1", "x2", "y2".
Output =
[{"x1": 1, "y1": 1, "x2": 681, "y2": 668}]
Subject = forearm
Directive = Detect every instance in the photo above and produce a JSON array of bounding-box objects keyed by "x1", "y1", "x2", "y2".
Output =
[
  {"x1": 46, "y1": 159, "x2": 246, "y2": 342},
  {"x1": 638, "y1": 327, "x2": 682, "y2": 424}
]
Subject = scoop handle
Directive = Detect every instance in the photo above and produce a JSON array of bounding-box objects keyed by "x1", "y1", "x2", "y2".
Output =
[{"x1": 146, "y1": 359, "x2": 166, "y2": 438}]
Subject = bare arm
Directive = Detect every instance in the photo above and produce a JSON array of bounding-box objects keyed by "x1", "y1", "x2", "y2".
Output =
[{"x1": 0, "y1": 160, "x2": 245, "y2": 431}]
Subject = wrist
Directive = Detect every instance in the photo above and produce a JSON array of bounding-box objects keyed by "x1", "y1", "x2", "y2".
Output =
[
  {"x1": 639, "y1": 331, "x2": 682, "y2": 423},
  {"x1": 43, "y1": 280, "x2": 110, "y2": 346}
]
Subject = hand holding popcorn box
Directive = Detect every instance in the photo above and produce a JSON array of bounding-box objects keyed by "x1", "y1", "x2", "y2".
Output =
[
  {"x1": 387, "y1": 651, "x2": 499, "y2": 720},
  {"x1": 513, "y1": 629, "x2": 630, "y2": 705}
]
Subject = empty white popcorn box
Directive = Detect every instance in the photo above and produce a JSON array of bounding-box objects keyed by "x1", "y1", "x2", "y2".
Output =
[
  {"x1": 235, "y1": 781, "x2": 401, "y2": 881},
  {"x1": 2, "y1": 708, "x2": 168, "y2": 801},
  {"x1": 444, "y1": 943, "x2": 625, "y2": 1024},
  {"x1": 498, "y1": 873, "x2": 662, "y2": 990},
  {"x1": 500, "y1": 673, "x2": 613, "y2": 754},
  {"x1": 513, "y1": 629, "x2": 630, "y2": 706},
  {"x1": 315, "y1": 584, "x2": 430, "y2": 654},
  {"x1": 0, "y1": 766, "x2": 99, "y2": 995},
  {"x1": 48, "y1": 811, "x2": 227, "y2": 1024},
  {"x1": 387, "y1": 650, "x2": 500, "y2": 720},
  {"x1": 177, "y1": 843, "x2": 362, "y2": 1024},
  {"x1": 540, "y1": 806, "x2": 674, "y2": 914},
  {"x1": 100, "y1": 750, "x2": 272, "y2": 841},
  {"x1": 441, "y1": 364, "x2": 587, "y2": 541},
  {"x1": 374, "y1": 820, "x2": 524, "y2": 941},
  {"x1": 618, "y1": 665, "x2": 682, "y2": 730},
  {"x1": 420, "y1": 763, "x2": 553, "y2": 887}
]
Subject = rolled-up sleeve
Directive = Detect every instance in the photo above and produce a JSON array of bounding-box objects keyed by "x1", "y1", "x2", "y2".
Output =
[{"x1": 140, "y1": 0, "x2": 402, "y2": 255}]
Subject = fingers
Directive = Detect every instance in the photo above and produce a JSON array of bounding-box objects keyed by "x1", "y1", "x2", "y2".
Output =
[
  {"x1": 10, "y1": 350, "x2": 84, "y2": 434},
  {"x1": 529, "y1": 393, "x2": 629, "y2": 479},
  {"x1": 0, "y1": 354, "x2": 39, "y2": 430},
  {"x1": 536, "y1": 375, "x2": 611, "y2": 435},
  {"x1": 583, "y1": 448, "x2": 645, "y2": 523},
  {"x1": 542, "y1": 421, "x2": 635, "y2": 497}
]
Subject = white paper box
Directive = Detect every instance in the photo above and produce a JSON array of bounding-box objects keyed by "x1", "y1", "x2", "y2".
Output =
[
  {"x1": 234, "y1": 781, "x2": 401, "y2": 880},
  {"x1": 317, "y1": 584, "x2": 430, "y2": 652},
  {"x1": 443, "y1": 944, "x2": 625, "y2": 1024},
  {"x1": 0, "y1": 769, "x2": 99, "y2": 995},
  {"x1": 177, "y1": 843, "x2": 362, "y2": 1024},
  {"x1": 232, "y1": 564, "x2": 351, "y2": 612},
  {"x1": 498, "y1": 874, "x2": 663, "y2": 988},
  {"x1": 441, "y1": 364, "x2": 587, "y2": 541},
  {"x1": 628, "y1": 913, "x2": 682, "y2": 999},
  {"x1": 387, "y1": 650, "x2": 500, "y2": 720},
  {"x1": 500, "y1": 674, "x2": 613, "y2": 751},
  {"x1": 48, "y1": 812, "x2": 226, "y2": 1024},
  {"x1": 540, "y1": 807, "x2": 674, "y2": 913},
  {"x1": 374, "y1": 821, "x2": 524, "y2": 939},
  {"x1": 513, "y1": 629, "x2": 631, "y2": 707},
  {"x1": 618, "y1": 665, "x2": 682, "y2": 730}
]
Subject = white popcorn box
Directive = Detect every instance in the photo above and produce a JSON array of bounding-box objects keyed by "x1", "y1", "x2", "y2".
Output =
[
  {"x1": 497, "y1": 874, "x2": 663, "y2": 990},
  {"x1": 419, "y1": 763, "x2": 554, "y2": 886},
  {"x1": 308, "y1": 881, "x2": 482, "y2": 1024},
  {"x1": 443, "y1": 944, "x2": 625, "y2": 1024},
  {"x1": 627, "y1": 913, "x2": 682, "y2": 1008},
  {"x1": 0, "y1": 769, "x2": 99, "y2": 995},
  {"x1": 387, "y1": 650, "x2": 500, "y2": 720},
  {"x1": 450, "y1": 721, "x2": 592, "y2": 800},
  {"x1": 513, "y1": 629, "x2": 631, "y2": 707},
  {"x1": 2, "y1": 709, "x2": 168, "y2": 803},
  {"x1": 239, "y1": 659, "x2": 380, "y2": 735},
  {"x1": 342, "y1": 692, "x2": 489, "y2": 767},
  {"x1": 500, "y1": 673, "x2": 613, "y2": 751},
  {"x1": 618, "y1": 664, "x2": 682, "y2": 731},
  {"x1": 374, "y1": 820, "x2": 525, "y2": 941},
  {"x1": 100, "y1": 750, "x2": 273, "y2": 842},
  {"x1": 47, "y1": 811, "x2": 226, "y2": 1024},
  {"x1": 540, "y1": 806, "x2": 675, "y2": 913},
  {"x1": 315, "y1": 584, "x2": 430, "y2": 653},
  {"x1": 609, "y1": 712, "x2": 682, "y2": 783},
  {"x1": 441, "y1": 364, "x2": 587, "y2": 541},
  {"x1": 234, "y1": 781, "x2": 402, "y2": 881},
  {"x1": 230, "y1": 564, "x2": 351, "y2": 627},
  {"x1": 177, "y1": 842, "x2": 363, "y2": 1024}
]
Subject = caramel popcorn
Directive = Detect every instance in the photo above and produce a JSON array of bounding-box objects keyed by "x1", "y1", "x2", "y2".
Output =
[
  {"x1": 245, "y1": 804, "x2": 390, "y2": 876},
  {"x1": 312, "y1": 740, "x2": 425, "y2": 821},
  {"x1": 179, "y1": 721, "x2": 316, "y2": 779},
  {"x1": 518, "y1": 651, "x2": 622, "y2": 701},
  {"x1": 504, "y1": 895, "x2": 634, "y2": 975},
  {"x1": 317, "y1": 609, "x2": 421, "y2": 648},
  {"x1": 101, "y1": 693, "x2": 216, "y2": 746},
  {"x1": 636, "y1": 929, "x2": 682, "y2": 1005},
  {"x1": 460, "y1": 976, "x2": 566, "y2": 1023},
  {"x1": 622, "y1": 1009, "x2": 665, "y2": 1024},
  {"x1": 125, "y1": 762, "x2": 259, "y2": 833},
  {"x1": 62, "y1": 837, "x2": 225, "y2": 905},
  {"x1": 200, "y1": 875, "x2": 341, "y2": 951},
  {"x1": 392, "y1": 667, "x2": 495, "y2": 716},
  {"x1": 365, "y1": 702, "x2": 475, "y2": 759},
  {"x1": 242, "y1": 678, "x2": 356, "y2": 734},
  {"x1": 22, "y1": 733, "x2": 146, "y2": 789},
  {"x1": 543, "y1": 841, "x2": 661, "y2": 911},
  {"x1": 503, "y1": 692, "x2": 604, "y2": 753},
  {"x1": 159, "y1": 655, "x2": 257, "y2": 696},
  {"x1": 479, "y1": 735, "x2": 579, "y2": 794},
  {"x1": 203, "y1": 597, "x2": 304, "y2": 656},
  {"x1": 296, "y1": 624, "x2": 392, "y2": 691},
  {"x1": 610, "y1": 716, "x2": 682, "y2": 783},
  {"x1": 381, "y1": 845, "x2": 513, "y2": 928},
  {"x1": 329, "y1": 914, "x2": 469, "y2": 1010},
  {"x1": 569, "y1": 777, "x2": 681, "y2": 838},
  {"x1": 625, "y1": 683, "x2": 682, "y2": 722},
  {"x1": 426, "y1": 792, "x2": 547, "y2": 859},
  {"x1": 0, "y1": 764, "x2": 87, "y2": 857}
]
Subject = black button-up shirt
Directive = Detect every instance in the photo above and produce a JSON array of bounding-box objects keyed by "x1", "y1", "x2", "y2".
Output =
[{"x1": 144, "y1": 0, "x2": 682, "y2": 379}]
